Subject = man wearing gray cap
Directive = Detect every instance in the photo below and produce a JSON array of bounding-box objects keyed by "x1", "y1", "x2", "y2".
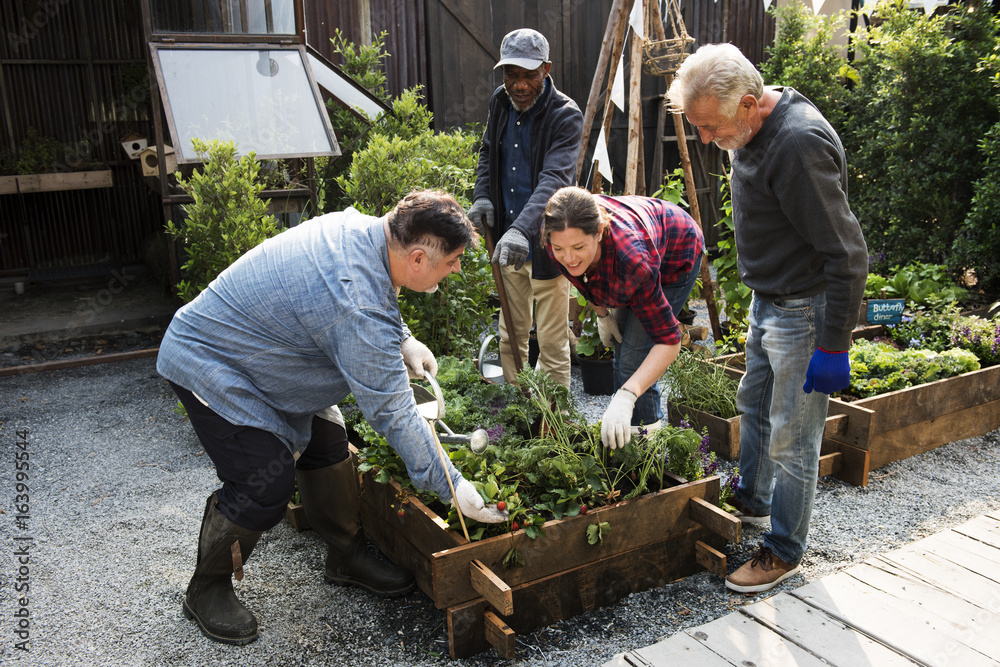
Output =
[{"x1": 468, "y1": 28, "x2": 584, "y2": 388}]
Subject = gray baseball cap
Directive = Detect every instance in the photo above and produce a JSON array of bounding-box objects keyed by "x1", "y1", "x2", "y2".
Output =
[{"x1": 494, "y1": 29, "x2": 550, "y2": 70}]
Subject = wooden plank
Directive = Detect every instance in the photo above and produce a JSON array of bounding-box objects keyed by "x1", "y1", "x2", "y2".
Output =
[
  {"x1": 866, "y1": 398, "x2": 1000, "y2": 470},
  {"x1": 952, "y1": 515, "x2": 1000, "y2": 550},
  {"x1": 688, "y1": 497, "x2": 741, "y2": 544},
  {"x1": 685, "y1": 612, "x2": 830, "y2": 666},
  {"x1": 792, "y1": 571, "x2": 995, "y2": 665},
  {"x1": 0, "y1": 175, "x2": 17, "y2": 195},
  {"x1": 694, "y1": 540, "x2": 726, "y2": 578},
  {"x1": 628, "y1": 630, "x2": 735, "y2": 666},
  {"x1": 667, "y1": 402, "x2": 740, "y2": 460},
  {"x1": 820, "y1": 439, "x2": 870, "y2": 487},
  {"x1": 852, "y1": 364, "x2": 1000, "y2": 435},
  {"x1": 874, "y1": 550, "x2": 1000, "y2": 614},
  {"x1": 445, "y1": 526, "x2": 718, "y2": 658},
  {"x1": 921, "y1": 531, "x2": 1000, "y2": 578},
  {"x1": 817, "y1": 451, "x2": 842, "y2": 478},
  {"x1": 470, "y1": 560, "x2": 513, "y2": 616},
  {"x1": 483, "y1": 610, "x2": 515, "y2": 659},
  {"x1": 845, "y1": 561, "x2": 1000, "y2": 659},
  {"x1": 824, "y1": 399, "x2": 875, "y2": 450},
  {"x1": 740, "y1": 592, "x2": 916, "y2": 665},
  {"x1": 16, "y1": 169, "x2": 113, "y2": 193},
  {"x1": 431, "y1": 475, "x2": 720, "y2": 609},
  {"x1": 0, "y1": 348, "x2": 160, "y2": 377}
]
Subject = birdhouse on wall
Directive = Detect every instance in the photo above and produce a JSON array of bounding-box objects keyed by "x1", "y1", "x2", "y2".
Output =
[
  {"x1": 137, "y1": 145, "x2": 177, "y2": 177},
  {"x1": 120, "y1": 133, "x2": 148, "y2": 159}
]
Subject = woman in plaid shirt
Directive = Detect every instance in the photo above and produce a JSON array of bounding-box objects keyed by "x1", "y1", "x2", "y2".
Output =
[{"x1": 542, "y1": 186, "x2": 704, "y2": 450}]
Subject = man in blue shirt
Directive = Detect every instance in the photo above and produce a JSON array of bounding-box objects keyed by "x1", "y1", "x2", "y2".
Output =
[
  {"x1": 468, "y1": 28, "x2": 584, "y2": 389},
  {"x1": 157, "y1": 190, "x2": 507, "y2": 646}
]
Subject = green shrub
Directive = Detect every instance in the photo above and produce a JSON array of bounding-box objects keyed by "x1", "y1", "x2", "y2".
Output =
[
  {"x1": 843, "y1": 0, "x2": 998, "y2": 275},
  {"x1": 711, "y1": 174, "x2": 750, "y2": 331},
  {"x1": 864, "y1": 262, "x2": 967, "y2": 311},
  {"x1": 760, "y1": 2, "x2": 853, "y2": 133},
  {"x1": 952, "y1": 120, "x2": 1000, "y2": 293},
  {"x1": 167, "y1": 139, "x2": 282, "y2": 303}
]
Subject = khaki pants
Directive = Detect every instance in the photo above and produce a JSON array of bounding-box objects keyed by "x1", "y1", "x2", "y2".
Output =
[{"x1": 497, "y1": 263, "x2": 571, "y2": 388}]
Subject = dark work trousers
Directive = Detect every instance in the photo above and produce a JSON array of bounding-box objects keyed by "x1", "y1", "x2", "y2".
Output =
[{"x1": 170, "y1": 382, "x2": 349, "y2": 531}]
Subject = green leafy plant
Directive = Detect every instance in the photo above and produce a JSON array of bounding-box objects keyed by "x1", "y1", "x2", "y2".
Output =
[
  {"x1": 355, "y1": 362, "x2": 720, "y2": 541},
  {"x1": 586, "y1": 521, "x2": 611, "y2": 546},
  {"x1": 886, "y1": 306, "x2": 1000, "y2": 368},
  {"x1": 663, "y1": 347, "x2": 741, "y2": 419},
  {"x1": 953, "y1": 120, "x2": 1000, "y2": 294},
  {"x1": 166, "y1": 138, "x2": 282, "y2": 303},
  {"x1": 864, "y1": 262, "x2": 968, "y2": 312},
  {"x1": 845, "y1": 338, "x2": 980, "y2": 399},
  {"x1": 651, "y1": 167, "x2": 688, "y2": 207},
  {"x1": 573, "y1": 298, "x2": 614, "y2": 360},
  {"x1": 711, "y1": 173, "x2": 750, "y2": 331},
  {"x1": 760, "y1": 1, "x2": 854, "y2": 133},
  {"x1": 16, "y1": 128, "x2": 66, "y2": 174},
  {"x1": 843, "y1": 0, "x2": 998, "y2": 275}
]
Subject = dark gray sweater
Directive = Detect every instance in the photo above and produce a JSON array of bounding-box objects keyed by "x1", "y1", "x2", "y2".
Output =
[{"x1": 730, "y1": 87, "x2": 868, "y2": 350}]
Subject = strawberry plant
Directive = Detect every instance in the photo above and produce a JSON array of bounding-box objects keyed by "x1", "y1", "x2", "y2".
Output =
[{"x1": 355, "y1": 361, "x2": 720, "y2": 542}]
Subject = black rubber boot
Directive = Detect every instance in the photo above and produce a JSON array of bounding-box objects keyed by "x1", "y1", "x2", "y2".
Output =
[
  {"x1": 182, "y1": 494, "x2": 262, "y2": 646},
  {"x1": 296, "y1": 457, "x2": 415, "y2": 597}
]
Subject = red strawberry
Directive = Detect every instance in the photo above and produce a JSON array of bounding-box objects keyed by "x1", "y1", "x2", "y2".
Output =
[
  {"x1": 511, "y1": 521, "x2": 520, "y2": 531},
  {"x1": 496, "y1": 501, "x2": 506, "y2": 511},
  {"x1": 397, "y1": 509, "x2": 406, "y2": 517},
  {"x1": 580, "y1": 505, "x2": 588, "y2": 515}
]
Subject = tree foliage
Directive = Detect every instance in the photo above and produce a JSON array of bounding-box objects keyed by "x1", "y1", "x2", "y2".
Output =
[
  {"x1": 842, "y1": 0, "x2": 998, "y2": 276},
  {"x1": 166, "y1": 139, "x2": 282, "y2": 303}
]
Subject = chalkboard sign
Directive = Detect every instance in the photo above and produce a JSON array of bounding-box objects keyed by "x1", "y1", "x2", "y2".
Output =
[{"x1": 866, "y1": 299, "x2": 906, "y2": 324}]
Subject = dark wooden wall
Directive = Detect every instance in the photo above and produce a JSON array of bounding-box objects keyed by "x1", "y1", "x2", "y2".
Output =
[
  {"x1": 0, "y1": 0, "x2": 163, "y2": 279},
  {"x1": 0, "y1": 0, "x2": 774, "y2": 278}
]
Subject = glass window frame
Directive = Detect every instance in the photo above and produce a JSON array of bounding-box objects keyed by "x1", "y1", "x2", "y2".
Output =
[{"x1": 149, "y1": 42, "x2": 340, "y2": 163}]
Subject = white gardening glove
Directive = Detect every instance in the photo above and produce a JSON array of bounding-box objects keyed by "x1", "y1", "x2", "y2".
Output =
[
  {"x1": 601, "y1": 388, "x2": 638, "y2": 450},
  {"x1": 466, "y1": 198, "x2": 494, "y2": 236},
  {"x1": 494, "y1": 228, "x2": 530, "y2": 270},
  {"x1": 597, "y1": 309, "x2": 622, "y2": 348},
  {"x1": 453, "y1": 478, "x2": 509, "y2": 523},
  {"x1": 401, "y1": 336, "x2": 438, "y2": 380}
]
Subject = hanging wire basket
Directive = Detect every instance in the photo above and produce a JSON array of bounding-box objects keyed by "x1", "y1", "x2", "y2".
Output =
[
  {"x1": 642, "y1": 35, "x2": 694, "y2": 75},
  {"x1": 642, "y1": 0, "x2": 694, "y2": 76}
]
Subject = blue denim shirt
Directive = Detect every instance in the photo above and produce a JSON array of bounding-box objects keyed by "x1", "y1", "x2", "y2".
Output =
[{"x1": 156, "y1": 209, "x2": 462, "y2": 498}]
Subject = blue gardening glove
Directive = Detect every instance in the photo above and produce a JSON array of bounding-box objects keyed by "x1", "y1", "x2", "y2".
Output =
[
  {"x1": 466, "y1": 198, "x2": 494, "y2": 236},
  {"x1": 494, "y1": 228, "x2": 530, "y2": 270},
  {"x1": 803, "y1": 347, "x2": 850, "y2": 394}
]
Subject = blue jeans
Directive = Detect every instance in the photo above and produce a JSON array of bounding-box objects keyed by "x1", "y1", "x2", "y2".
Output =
[
  {"x1": 736, "y1": 294, "x2": 830, "y2": 565},
  {"x1": 612, "y1": 254, "x2": 703, "y2": 426}
]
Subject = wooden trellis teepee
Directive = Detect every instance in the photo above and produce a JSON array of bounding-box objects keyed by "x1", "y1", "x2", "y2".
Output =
[{"x1": 575, "y1": 0, "x2": 722, "y2": 342}]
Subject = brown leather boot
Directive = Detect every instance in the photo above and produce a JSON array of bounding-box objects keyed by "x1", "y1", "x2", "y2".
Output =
[
  {"x1": 182, "y1": 494, "x2": 262, "y2": 645},
  {"x1": 295, "y1": 457, "x2": 415, "y2": 597}
]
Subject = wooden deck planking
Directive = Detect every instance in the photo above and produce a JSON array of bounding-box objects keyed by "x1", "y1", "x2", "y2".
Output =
[
  {"x1": 845, "y1": 562, "x2": 1000, "y2": 659},
  {"x1": 739, "y1": 592, "x2": 917, "y2": 665},
  {"x1": 605, "y1": 513, "x2": 1000, "y2": 667},
  {"x1": 682, "y1": 613, "x2": 830, "y2": 666},
  {"x1": 793, "y1": 571, "x2": 995, "y2": 665},
  {"x1": 610, "y1": 631, "x2": 735, "y2": 666}
]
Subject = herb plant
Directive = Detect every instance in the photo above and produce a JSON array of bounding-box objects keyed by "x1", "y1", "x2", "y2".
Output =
[
  {"x1": 663, "y1": 347, "x2": 741, "y2": 419},
  {"x1": 354, "y1": 362, "x2": 721, "y2": 542}
]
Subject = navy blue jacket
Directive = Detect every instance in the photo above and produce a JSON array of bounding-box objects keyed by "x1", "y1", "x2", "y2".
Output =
[{"x1": 473, "y1": 79, "x2": 583, "y2": 279}]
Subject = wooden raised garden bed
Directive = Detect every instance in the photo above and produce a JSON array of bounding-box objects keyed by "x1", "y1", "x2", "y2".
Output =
[
  {"x1": 357, "y1": 466, "x2": 740, "y2": 659},
  {"x1": 667, "y1": 401, "x2": 740, "y2": 460},
  {"x1": 708, "y1": 348, "x2": 1000, "y2": 487}
]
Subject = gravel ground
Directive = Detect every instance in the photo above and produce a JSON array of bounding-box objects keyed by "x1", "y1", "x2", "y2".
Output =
[{"x1": 2, "y1": 326, "x2": 999, "y2": 666}]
